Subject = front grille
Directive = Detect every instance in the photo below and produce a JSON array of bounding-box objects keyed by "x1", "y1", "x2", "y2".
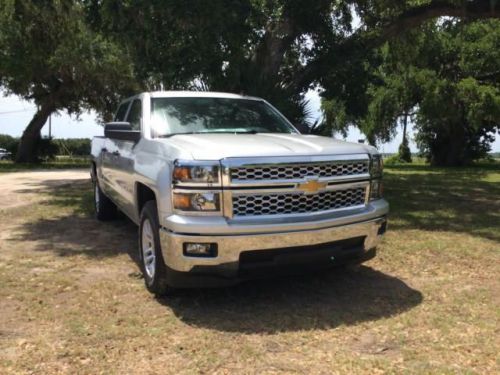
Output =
[
  {"x1": 230, "y1": 161, "x2": 369, "y2": 181},
  {"x1": 232, "y1": 187, "x2": 366, "y2": 217}
]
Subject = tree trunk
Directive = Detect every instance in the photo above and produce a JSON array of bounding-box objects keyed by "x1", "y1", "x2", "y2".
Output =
[
  {"x1": 15, "y1": 102, "x2": 54, "y2": 163},
  {"x1": 402, "y1": 113, "x2": 408, "y2": 144},
  {"x1": 430, "y1": 122, "x2": 466, "y2": 166}
]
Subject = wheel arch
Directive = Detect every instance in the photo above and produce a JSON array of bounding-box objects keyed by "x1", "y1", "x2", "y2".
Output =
[{"x1": 136, "y1": 182, "x2": 157, "y2": 218}]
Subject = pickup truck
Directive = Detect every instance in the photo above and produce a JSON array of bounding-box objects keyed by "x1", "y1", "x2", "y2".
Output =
[
  {"x1": 90, "y1": 91, "x2": 388, "y2": 295},
  {"x1": 0, "y1": 148, "x2": 12, "y2": 160}
]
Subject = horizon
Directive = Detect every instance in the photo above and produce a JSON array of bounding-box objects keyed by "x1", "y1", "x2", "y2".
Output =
[{"x1": 1, "y1": 91, "x2": 499, "y2": 153}]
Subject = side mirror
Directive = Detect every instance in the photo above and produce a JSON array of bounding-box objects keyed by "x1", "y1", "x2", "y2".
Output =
[
  {"x1": 104, "y1": 122, "x2": 141, "y2": 142},
  {"x1": 294, "y1": 123, "x2": 311, "y2": 134}
]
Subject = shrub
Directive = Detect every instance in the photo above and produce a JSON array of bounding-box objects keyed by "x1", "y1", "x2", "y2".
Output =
[
  {"x1": 398, "y1": 137, "x2": 413, "y2": 163},
  {"x1": 0, "y1": 134, "x2": 91, "y2": 160},
  {"x1": 384, "y1": 154, "x2": 401, "y2": 166},
  {"x1": 0, "y1": 134, "x2": 19, "y2": 155},
  {"x1": 38, "y1": 137, "x2": 58, "y2": 161},
  {"x1": 54, "y1": 138, "x2": 91, "y2": 156}
]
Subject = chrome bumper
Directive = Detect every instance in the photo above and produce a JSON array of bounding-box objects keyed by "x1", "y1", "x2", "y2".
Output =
[{"x1": 159, "y1": 216, "x2": 387, "y2": 273}]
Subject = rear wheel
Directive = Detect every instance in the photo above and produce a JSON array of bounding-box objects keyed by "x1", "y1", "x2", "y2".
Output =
[
  {"x1": 93, "y1": 179, "x2": 117, "y2": 221},
  {"x1": 139, "y1": 201, "x2": 172, "y2": 296}
]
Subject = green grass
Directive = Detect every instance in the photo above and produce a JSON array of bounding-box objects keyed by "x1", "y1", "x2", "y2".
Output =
[
  {"x1": 385, "y1": 162, "x2": 500, "y2": 242},
  {"x1": 0, "y1": 156, "x2": 89, "y2": 172},
  {"x1": 0, "y1": 165, "x2": 499, "y2": 374}
]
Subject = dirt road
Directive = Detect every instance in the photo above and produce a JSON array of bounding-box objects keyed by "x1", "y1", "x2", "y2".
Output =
[{"x1": 0, "y1": 169, "x2": 89, "y2": 210}]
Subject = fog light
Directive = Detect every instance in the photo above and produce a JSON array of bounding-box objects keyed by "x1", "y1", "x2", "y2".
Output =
[{"x1": 183, "y1": 243, "x2": 217, "y2": 257}]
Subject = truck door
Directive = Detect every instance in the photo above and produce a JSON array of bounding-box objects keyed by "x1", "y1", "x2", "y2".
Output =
[
  {"x1": 100, "y1": 101, "x2": 130, "y2": 202},
  {"x1": 111, "y1": 98, "x2": 142, "y2": 219}
]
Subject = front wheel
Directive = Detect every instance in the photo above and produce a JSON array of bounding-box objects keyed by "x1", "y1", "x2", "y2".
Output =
[{"x1": 139, "y1": 201, "x2": 172, "y2": 296}]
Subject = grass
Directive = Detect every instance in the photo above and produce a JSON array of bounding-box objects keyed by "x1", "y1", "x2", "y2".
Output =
[
  {"x1": 0, "y1": 156, "x2": 89, "y2": 172},
  {"x1": 0, "y1": 165, "x2": 499, "y2": 374}
]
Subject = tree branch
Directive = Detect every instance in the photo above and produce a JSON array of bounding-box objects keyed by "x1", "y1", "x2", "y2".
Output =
[
  {"x1": 379, "y1": 0, "x2": 499, "y2": 40},
  {"x1": 292, "y1": 0, "x2": 499, "y2": 91},
  {"x1": 250, "y1": 15, "x2": 297, "y2": 83}
]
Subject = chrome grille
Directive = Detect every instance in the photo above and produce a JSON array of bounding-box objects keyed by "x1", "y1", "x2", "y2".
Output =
[
  {"x1": 230, "y1": 161, "x2": 369, "y2": 181},
  {"x1": 232, "y1": 187, "x2": 366, "y2": 217}
]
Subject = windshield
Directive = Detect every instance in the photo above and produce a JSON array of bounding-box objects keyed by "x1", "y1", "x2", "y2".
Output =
[{"x1": 150, "y1": 97, "x2": 296, "y2": 137}]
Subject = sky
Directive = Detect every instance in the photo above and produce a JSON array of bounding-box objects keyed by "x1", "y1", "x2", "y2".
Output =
[{"x1": 1, "y1": 91, "x2": 499, "y2": 153}]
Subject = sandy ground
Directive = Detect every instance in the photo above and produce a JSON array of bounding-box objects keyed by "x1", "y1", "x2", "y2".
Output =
[
  {"x1": 0, "y1": 169, "x2": 89, "y2": 209},
  {"x1": 0, "y1": 168, "x2": 498, "y2": 374}
]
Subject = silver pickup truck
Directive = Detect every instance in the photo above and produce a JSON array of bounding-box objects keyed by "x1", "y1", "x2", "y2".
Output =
[{"x1": 91, "y1": 91, "x2": 388, "y2": 295}]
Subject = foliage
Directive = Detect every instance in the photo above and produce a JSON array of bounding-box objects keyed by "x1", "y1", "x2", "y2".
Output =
[
  {"x1": 0, "y1": 134, "x2": 18, "y2": 155},
  {"x1": 413, "y1": 20, "x2": 500, "y2": 165},
  {"x1": 84, "y1": 0, "x2": 346, "y2": 127},
  {"x1": 383, "y1": 154, "x2": 402, "y2": 166},
  {"x1": 398, "y1": 136, "x2": 412, "y2": 163},
  {"x1": 54, "y1": 138, "x2": 91, "y2": 156},
  {"x1": 0, "y1": 0, "x2": 137, "y2": 162},
  {"x1": 0, "y1": 0, "x2": 136, "y2": 117},
  {"x1": 321, "y1": 18, "x2": 500, "y2": 166},
  {"x1": 1, "y1": 1, "x2": 498, "y2": 162},
  {"x1": 85, "y1": 1, "x2": 498, "y2": 131},
  {"x1": 37, "y1": 138, "x2": 58, "y2": 161},
  {"x1": 0, "y1": 134, "x2": 91, "y2": 158}
]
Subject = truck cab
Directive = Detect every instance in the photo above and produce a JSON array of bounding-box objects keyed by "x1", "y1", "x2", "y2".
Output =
[{"x1": 91, "y1": 91, "x2": 388, "y2": 295}]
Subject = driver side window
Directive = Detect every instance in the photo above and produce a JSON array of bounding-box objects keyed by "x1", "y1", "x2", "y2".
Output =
[
  {"x1": 126, "y1": 99, "x2": 142, "y2": 131},
  {"x1": 114, "y1": 102, "x2": 130, "y2": 121}
]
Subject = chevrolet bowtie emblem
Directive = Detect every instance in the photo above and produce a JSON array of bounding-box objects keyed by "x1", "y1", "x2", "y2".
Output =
[{"x1": 297, "y1": 179, "x2": 327, "y2": 194}]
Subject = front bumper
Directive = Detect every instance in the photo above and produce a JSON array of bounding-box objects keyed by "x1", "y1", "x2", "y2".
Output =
[{"x1": 159, "y1": 214, "x2": 387, "y2": 286}]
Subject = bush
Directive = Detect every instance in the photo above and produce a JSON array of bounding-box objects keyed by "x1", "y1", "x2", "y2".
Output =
[
  {"x1": 0, "y1": 134, "x2": 91, "y2": 160},
  {"x1": 398, "y1": 137, "x2": 412, "y2": 163},
  {"x1": 37, "y1": 137, "x2": 58, "y2": 161},
  {"x1": 0, "y1": 134, "x2": 19, "y2": 155},
  {"x1": 54, "y1": 138, "x2": 91, "y2": 156},
  {"x1": 384, "y1": 154, "x2": 401, "y2": 166}
]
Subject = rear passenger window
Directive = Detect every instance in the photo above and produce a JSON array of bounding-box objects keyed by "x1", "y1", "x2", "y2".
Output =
[
  {"x1": 126, "y1": 99, "x2": 142, "y2": 131},
  {"x1": 115, "y1": 102, "x2": 130, "y2": 121}
]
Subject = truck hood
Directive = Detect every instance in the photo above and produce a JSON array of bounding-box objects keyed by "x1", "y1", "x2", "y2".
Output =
[{"x1": 160, "y1": 133, "x2": 376, "y2": 160}]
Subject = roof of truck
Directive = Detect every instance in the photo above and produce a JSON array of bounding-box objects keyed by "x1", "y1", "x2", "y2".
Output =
[{"x1": 147, "y1": 91, "x2": 262, "y2": 101}]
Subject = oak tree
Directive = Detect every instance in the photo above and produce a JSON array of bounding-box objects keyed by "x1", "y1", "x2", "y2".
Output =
[{"x1": 0, "y1": 0, "x2": 136, "y2": 162}]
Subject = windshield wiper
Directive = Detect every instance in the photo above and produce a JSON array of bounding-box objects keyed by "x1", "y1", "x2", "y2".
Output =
[
  {"x1": 159, "y1": 132, "x2": 205, "y2": 138},
  {"x1": 233, "y1": 130, "x2": 259, "y2": 134},
  {"x1": 160, "y1": 130, "x2": 260, "y2": 138}
]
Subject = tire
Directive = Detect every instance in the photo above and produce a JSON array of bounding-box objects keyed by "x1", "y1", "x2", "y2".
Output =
[
  {"x1": 93, "y1": 179, "x2": 117, "y2": 221},
  {"x1": 139, "y1": 201, "x2": 172, "y2": 296}
]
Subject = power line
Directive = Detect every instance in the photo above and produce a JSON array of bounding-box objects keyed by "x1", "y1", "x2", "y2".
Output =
[{"x1": 0, "y1": 108, "x2": 36, "y2": 115}]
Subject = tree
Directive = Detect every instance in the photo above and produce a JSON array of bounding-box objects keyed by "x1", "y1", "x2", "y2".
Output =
[
  {"x1": 320, "y1": 15, "x2": 499, "y2": 165},
  {"x1": 87, "y1": 1, "x2": 498, "y2": 131},
  {"x1": 5, "y1": 1, "x2": 496, "y2": 163},
  {"x1": 0, "y1": 0, "x2": 137, "y2": 162},
  {"x1": 84, "y1": 0, "x2": 345, "y2": 126}
]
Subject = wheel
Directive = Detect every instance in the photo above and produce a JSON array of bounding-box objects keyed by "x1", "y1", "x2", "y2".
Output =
[
  {"x1": 93, "y1": 179, "x2": 117, "y2": 221},
  {"x1": 139, "y1": 201, "x2": 172, "y2": 296}
]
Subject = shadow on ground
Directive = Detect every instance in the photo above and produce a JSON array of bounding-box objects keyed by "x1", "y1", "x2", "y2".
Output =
[
  {"x1": 384, "y1": 165, "x2": 500, "y2": 242},
  {"x1": 7, "y1": 179, "x2": 138, "y2": 260},
  {"x1": 160, "y1": 266, "x2": 422, "y2": 333}
]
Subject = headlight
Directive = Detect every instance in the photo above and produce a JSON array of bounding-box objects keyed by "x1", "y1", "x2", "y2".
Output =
[
  {"x1": 173, "y1": 192, "x2": 221, "y2": 212},
  {"x1": 173, "y1": 161, "x2": 220, "y2": 184},
  {"x1": 370, "y1": 154, "x2": 383, "y2": 178},
  {"x1": 370, "y1": 179, "x2": 383, "y2": 200}
]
